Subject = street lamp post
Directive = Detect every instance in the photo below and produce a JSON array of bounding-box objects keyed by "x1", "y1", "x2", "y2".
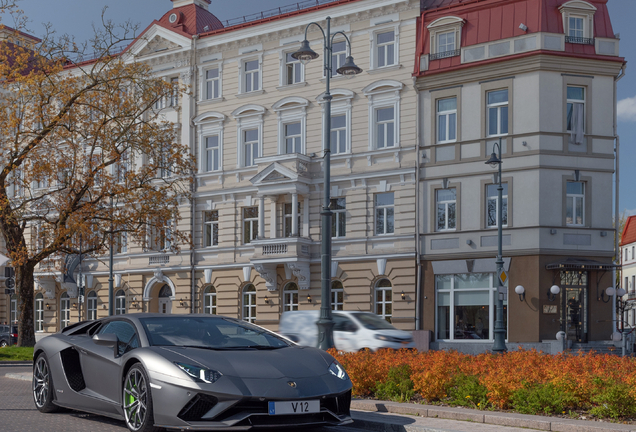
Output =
[
  {"x1": 292, "y1": 17, "x2": 362, "y2": 350},
  {"x1": 485, "y1": 137, "x2": 507, "y2": 353},
  {"x1": 108, "y1": 196, "x2": 114, "y2": 316}
]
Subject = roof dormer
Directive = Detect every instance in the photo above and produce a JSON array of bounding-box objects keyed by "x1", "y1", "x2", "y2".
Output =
[{"x1": 559, "y1": 0, "x2": 596, "y2": 45}]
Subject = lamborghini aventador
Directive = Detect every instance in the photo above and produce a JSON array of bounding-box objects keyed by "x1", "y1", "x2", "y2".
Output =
[{"x1": 32, "y1": 314, "x2": 352, "y2": 431}]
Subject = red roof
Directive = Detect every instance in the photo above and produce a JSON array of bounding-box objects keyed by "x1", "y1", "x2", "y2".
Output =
[
  {"x1": 621, "y1": 215, "x2": 636, "y2": 247},
  {"x1": 416, "y1": 0, "x2": 622, "y2": 76},
  {"x1": 156, "y1": 4, "x2": 224, "y2": 37}
]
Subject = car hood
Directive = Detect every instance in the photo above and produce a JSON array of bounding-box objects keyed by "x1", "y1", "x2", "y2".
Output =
[{"x1": 153, "y1": 345, "x2": 332, "y2": 379}]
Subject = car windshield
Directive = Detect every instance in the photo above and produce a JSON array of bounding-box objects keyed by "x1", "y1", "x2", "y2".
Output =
[
  {"x1": 351, "y1": 312, "x2": 397, "y2": 330},
  {"x1": 139, "y1": 316, "x2": 291, "y2": 350}
]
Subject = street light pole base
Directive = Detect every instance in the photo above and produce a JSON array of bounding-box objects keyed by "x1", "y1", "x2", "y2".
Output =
[{"x1": 316, "y1": 318, "x2": 335, "y2": 350}]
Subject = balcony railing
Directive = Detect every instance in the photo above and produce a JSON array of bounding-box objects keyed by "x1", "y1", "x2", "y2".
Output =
[
  {"x1": 430, "y1": 49, "x2": 461, "y2": 61},
  {"x1": 565, "y1": 36, "x2": 594, "y2": 45},
  {"x1": 149, "y1": 255, "x2": 169, "y2": 265},
  {"x1": 262, "y1": 244, "x2": 287, "y2": 255}
]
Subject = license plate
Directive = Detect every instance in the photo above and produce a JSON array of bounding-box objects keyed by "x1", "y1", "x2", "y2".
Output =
[{"x1": 268, "y1": 400, "x2": 319, "y2": 415}]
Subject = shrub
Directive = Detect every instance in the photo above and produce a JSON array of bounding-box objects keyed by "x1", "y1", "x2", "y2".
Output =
[
  {"x1": 374, "y1": 364, "x2": 414, "y2": 402},
  {"x1": 447, "y1": 374, "x2": 489, "y2": 409},
  {"x1": 511, "y1": 383, "x2": 574, "y2": 415},
  {"x1": 590, "y1": 381, "x2": 636, "y2": 419}
]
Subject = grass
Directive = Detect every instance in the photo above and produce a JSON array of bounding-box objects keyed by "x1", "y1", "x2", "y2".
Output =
[{"x1": 0, "y1": 346, "x2": 34, "y2": 361}]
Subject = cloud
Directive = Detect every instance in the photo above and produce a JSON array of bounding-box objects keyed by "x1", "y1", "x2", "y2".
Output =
[{"x1": 618, "y1": 96, "x2": 636, "y2": 122}]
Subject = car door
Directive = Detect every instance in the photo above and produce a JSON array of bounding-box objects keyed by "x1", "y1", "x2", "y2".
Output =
[
  {"x1": 76, "y1": 320, "x2": 139, "y2": 412},
  {"x1": 332, "y1": 313, "x2": 359, "y2": 352}
]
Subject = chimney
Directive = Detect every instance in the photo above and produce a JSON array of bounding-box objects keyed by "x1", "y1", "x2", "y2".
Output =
[{"x1": 171, "y1": 0, "x2": 210, "y2": 10}]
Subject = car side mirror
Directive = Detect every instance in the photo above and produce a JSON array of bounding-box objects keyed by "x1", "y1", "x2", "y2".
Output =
[{"x1": 93, "y1": 333, "x2": 118, "y2": 349}]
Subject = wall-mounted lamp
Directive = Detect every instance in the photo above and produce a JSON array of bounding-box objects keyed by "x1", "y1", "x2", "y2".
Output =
[
  {"x1": 401, "y1": 291, "x2": 405, "y2": 300},
  {"x1": 606, "y1": 286, "x2": 626, "y2": 298},
  {"x1": 46, "y1": 303, "x2": 50, "y2": 310},
  {"x1": 72, "y1": 303, "x2": 77, "y2": 309},
  {"x1": 547, "y1": 285, "x2": 560, "y2": 301},
  {"x1": 519, "y1": 23, "x2": 528, "y2": 32},
  {"x1": 515, "y1": 285, "x2": 525, "y2": 302},
  {"x1": 550, "y1": 229, "x2": 557, "y2": 235},
  {"x1": 179, "y1": 298, "x2": 184, "y2": 307},
  {"x1": 307, "y1": 295, "x2": 312, "y2": 303},
  {"x1": 264, "y1": 296, "x2": 269, "y2": 304},
  {"x1": 466, "y1": 239, "x2": 473, "y2": 246},
  {"x1": 574, "y1": 170, "x2": 580, "y2": 182},
  {"x1": 102, "y1": 304, "x2": 107, "y2": 309}
]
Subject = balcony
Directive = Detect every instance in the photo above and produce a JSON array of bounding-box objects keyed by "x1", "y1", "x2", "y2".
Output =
[
  {"x1": 149, "y1": 255, "x2": 170, "y2": 265},
  {"x1": 250, "y1": 237, "x2": 311, "y2": 261},
  {"x1": 430, "y1": 49, "x2": 460, "y2": 61},
  {"x1": 565, "y1": 36, "x2": 594, "y2": 45}
]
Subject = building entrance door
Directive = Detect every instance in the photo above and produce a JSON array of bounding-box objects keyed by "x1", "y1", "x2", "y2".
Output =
[
  {"x1": 158, "y1": 285, "x2": 172, "y2": 314},
  {"x1": 561, "y1": 271, "x2": 588, "y2": 343}
]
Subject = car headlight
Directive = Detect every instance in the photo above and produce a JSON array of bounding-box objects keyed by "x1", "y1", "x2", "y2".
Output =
[
  {"x1": 374, "y1": 334, "x2": 389, "y2": 341},
  {"x1": 175, "y1": 362, "x2": 222, "y2": 384},
  {"x1": 328, "y1": 361, "x2": 349, "y2": 380}
]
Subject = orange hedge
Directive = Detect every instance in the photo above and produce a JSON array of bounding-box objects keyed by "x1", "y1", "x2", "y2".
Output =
[{"x1": 330, "y1": 348, "x2": 636, "y2": 410}]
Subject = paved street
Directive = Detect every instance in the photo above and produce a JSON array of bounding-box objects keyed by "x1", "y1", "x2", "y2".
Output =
[{"x1": 0, "y1": 365, "x2": 361, "y2": 432}]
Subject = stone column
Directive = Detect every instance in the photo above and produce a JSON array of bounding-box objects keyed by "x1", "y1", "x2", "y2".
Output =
[
  {"x1": 270, "y1": 197, "x2": 277, "y2": 238},
  {"x1": 291, "y1": 193, "x2": 299, "y2": 237},
  {"x1": 258, "y1": 196, "x2": 265, "y2": 239}
]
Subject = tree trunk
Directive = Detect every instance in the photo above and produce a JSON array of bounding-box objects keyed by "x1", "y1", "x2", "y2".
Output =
[{"x1": 16, "y1": 264, "x2": 35, "y2": 347}]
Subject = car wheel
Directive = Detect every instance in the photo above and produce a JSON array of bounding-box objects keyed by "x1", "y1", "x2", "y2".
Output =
[
  {"x1": 0, "y1": 340, "x2": 7, "y2": 347},
  {"x1": 123, "y1": 363, "x2": 160, "y2": 432},
  {"x1": 33, "y1": 353, "x2": 60, "y2": 413}
]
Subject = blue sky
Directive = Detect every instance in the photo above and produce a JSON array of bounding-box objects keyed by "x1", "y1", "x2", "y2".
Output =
[{"x1": 18, "y1": 0, "x2": 636, "y2": 216}]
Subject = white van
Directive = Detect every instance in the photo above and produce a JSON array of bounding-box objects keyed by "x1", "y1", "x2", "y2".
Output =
[{"x1": 278, "y1": 310, "x2": 415, "y2": 352}]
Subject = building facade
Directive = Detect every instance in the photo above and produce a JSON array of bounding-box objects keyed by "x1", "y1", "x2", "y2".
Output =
[
  {"x1": 620, "y1": 215, "x2": 636, "y2": 328},
  {"x1": 3, "y1": 0, "x2": 626, "y2": 354}
]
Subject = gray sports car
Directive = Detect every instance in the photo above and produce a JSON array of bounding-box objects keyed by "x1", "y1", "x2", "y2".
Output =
[{"x1": 32, "y1": 314, "x2": 353, "y2": 431}]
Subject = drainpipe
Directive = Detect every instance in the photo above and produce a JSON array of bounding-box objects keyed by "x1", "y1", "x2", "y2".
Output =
[
  {"x1": 414, "y1": 76, "x2": 422, "y2": 331},
  {"x1": 612, "y1": 63, "x2": 626, "y2": 334},
  {"x1": 190, "y1": 34, "x2": 199, "y2": 314}
]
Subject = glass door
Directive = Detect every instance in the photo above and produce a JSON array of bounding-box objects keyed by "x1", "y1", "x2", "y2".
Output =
[{"x1": 561, "y1": 271, "x2": 588, "y2": 343}]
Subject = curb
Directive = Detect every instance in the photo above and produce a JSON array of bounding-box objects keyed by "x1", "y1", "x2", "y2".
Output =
[
  {"x1": 350, "y1": 400, "x2": 636, "y2": 432},
  {"x1": 0, "y1": 361, "x2": 32, "y2": 366}
]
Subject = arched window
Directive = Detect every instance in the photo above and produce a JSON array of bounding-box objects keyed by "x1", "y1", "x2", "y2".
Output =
[
  {"x1": 115, "y1": 290, "x2": 126, "y2": 315},
  {"x1": 283, "y1": 282, "x2": 299, "y2": 312},
  {"x1": 60, "y1": 292, "x2": 70, "y2": 329},
  {"x1": 375, "y1": 279, "x2": 392, "y2": 323},
  {"x1": 204, "y1": 286, "x2": 217, "y2": 315},
  {"x1": 86, "y1": 291, "x2": 97, "y2": 321},
  {"x1": 242, "y1": 284, "x2": 256, "y2": 323},
  {"x1": 35, "y1": 293, "x2": 44, "y2": 332},
  {"x1": 331, "y1": 280, "x2": 344, "y2": 311}
]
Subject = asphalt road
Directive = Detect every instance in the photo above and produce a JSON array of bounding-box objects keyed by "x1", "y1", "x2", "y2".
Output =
[{"x1": 0, "y1": 365, "x2": 363, "y2": 432}]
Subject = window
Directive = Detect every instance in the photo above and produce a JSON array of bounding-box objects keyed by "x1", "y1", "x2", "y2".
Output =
[
  {"x1": 60, "y1": 293, "x2": 70, "y2": 329},
  {"x1": 436, "y1": 188, "x2": 457, "y2": 231},
  {"x1": 283, "y1": 282, "x2": 299, "y2": 312},
  {"x1": 284, "y1": 202, "x2": 301, "y2": 238},
  {"x1": 375, "y1": 279, "x2": 392, "y2": 323},
  {"x1": 35, "y1": 293, "x2": 43, "y2": 332},
  {"x1": 436, "y1": 273, "x2": 506, "y2": 341},
  {"x1": 331, "y1": 198, "x2": 346, "y2": 238},
  {"x1": 115, "y1": 290, "x2": 126, "y2": 315},
  {"x1": 86, "y1": 291, "x2": 97, "y2": 321},
  {"x1": 566, "y1": 181, "x2": 585, "y2": 226},
  {"x1": 376, "y1": 31, "x2": 396, "y2": 68},
  {"x1": 204, "y1": 68, "x2": 220, "y2": 100},
  {"x1": 115, "y1": 150, "x2": 130, "y2": 184},
  {"x1": 170, "y1": 77, "x2": 179, "y2": 107},
  {"x1": 284, "y1": 122, "x2": 301, "y2": 154},
  {"x1": 99, "y1": 321, "x2": 138, "y2": 356},
  {"x1": 204, "y1": 135, "x2": 220, "y2": 172},
  {"x1": 438, "y1": 31, "x2": 455, "y2": 53},
  {"x1": 244, "y1": 60, "x2": 260, "y2": 93},
  {"x1": 567, "y1": 86, "x2": 585, "y2": 144},
  {"x1": 486, "y1": 184, "x2": 508, "y2": 228},
  {"x1": 569, "y1": 16, "x2": 584, "y2": 38},
  {"x1": 285, "y1": 52, "x2": 302, "y2": 85},
  {"x1": 204, "y1": 210, "x2": 219, "y2": 247},
  {"x1": 375, "y1": 193, "x2": 394, "y2": 235},
  {"x1": 330, "y1": 115, "x2": 347, "y2": 154},
  {"x1": 331, "y1": 41, "x2": 347, "y2": 77},
  {"x1": 115, "y1": 232, "x2": 127, "y2": 254},
  {"x1": 153, "y1": 220, "x2": 172, "y2": 251},
  {"x1": 332, "y1": 280, "x2": 344, "y2": 311},
  {"x1": 437, "y1": 97, "x2": 457, "y2": 143},
  {"x1": 204, "y1": 286, "x2": 217, "y2": 315},
  {"x1": 242, "y1": 284, "x2": 256, "y2": 323},
  {"x1": 375, "y1": 107, "x2": 395, "y2": 148},
  {"x1": 487, "y1": 90, "x2": 508, "y2": 137},
  {"x1": 243, "y1": 207, "x2": 258, "y2": 244},
  {"x1": 243, "y1": 129, "x2": 259, "y2": 167}
]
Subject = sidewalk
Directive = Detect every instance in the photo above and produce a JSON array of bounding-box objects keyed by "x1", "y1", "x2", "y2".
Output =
[{"x1": 350, "y1": 400, "x2": 636, "y2": 432}]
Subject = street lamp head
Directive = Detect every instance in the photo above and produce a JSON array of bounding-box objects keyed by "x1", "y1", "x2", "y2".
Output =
[
  {"x1": 485, "y1": 151, "x2": 501, "y2": 169},
  {"x1": 606, "y1": 286, "x2": 616, "y2": 297},
  {"x1": 617, "y1": 287, "x2": 626, "y2": 297},
  {"x1": 336, "y1": 56, "x2": 363, "y2": 78},
  {"x1": 291, "y1": 40, "x2": 319, "y2": 65}
]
